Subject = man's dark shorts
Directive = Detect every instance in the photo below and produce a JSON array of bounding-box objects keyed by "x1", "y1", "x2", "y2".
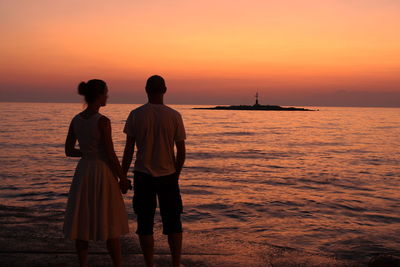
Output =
[{"x1": 133, "y1": 171, "x2": 183, "y2": 235}]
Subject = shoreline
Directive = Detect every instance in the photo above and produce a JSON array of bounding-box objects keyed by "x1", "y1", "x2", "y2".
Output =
[{"x1": 0, "y1": 204, "x2": 387, "y2": 267}]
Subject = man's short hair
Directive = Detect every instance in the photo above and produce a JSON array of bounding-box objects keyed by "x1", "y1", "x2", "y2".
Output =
[{"x1": 146, "y1": 75, "x2": 167, "y2": 94}]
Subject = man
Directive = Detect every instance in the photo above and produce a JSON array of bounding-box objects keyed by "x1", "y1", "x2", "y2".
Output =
[{"x1": 122, "y1": 75, "x2": 186, "y2": 267}]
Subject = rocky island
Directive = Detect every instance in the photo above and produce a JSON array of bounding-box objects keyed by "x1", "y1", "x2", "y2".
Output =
[{"x1": 194, "y1": 93, "x2": 315, "y2": 111}]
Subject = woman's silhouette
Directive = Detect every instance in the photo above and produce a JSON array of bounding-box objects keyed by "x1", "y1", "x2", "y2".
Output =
[{"x1": 63, "y1": 79, "x2": 130, "y2": 267}]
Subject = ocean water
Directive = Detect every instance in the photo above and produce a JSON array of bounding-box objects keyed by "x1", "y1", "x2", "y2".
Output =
[{"x1": 0, "y1": 102, "x2": 399, "y2": 266}]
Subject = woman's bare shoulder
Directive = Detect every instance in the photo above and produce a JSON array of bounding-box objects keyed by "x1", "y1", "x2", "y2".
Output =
[{"x1": 98, "y1": 115, "x2": 111, "y2": 130}]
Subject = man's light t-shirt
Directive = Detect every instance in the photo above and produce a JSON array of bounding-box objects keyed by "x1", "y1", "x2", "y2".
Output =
[{"x1": 124, "y1": 103, "x2": 186, "y2": 177}]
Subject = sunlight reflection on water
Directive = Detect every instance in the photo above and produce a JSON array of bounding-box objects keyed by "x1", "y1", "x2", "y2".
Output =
[{"x1": 0, "y1": 102, "x2": 399, "y2": 264}]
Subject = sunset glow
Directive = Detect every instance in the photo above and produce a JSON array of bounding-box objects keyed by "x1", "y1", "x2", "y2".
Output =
[{"x1": 1, "y1": 0, "x2": 399, "y2": 106}]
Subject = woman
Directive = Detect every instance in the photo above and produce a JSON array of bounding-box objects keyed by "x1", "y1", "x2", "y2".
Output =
[{"x1": 63, "y1": 79, "x2": 131, "y2": 267}]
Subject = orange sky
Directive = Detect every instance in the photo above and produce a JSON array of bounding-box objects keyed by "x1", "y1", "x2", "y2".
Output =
[{"x1": 1, "y1": 0, "x2": 399, "y2": 106}]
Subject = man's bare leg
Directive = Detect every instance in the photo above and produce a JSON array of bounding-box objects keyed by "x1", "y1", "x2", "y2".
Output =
[
  {"x1": 106, "y1": 238, "x2": 122, "y2": 267},
  {"x1": 139, "y1": 234, "x2": 155, "y2": 267},
  {"x1": 168, "y1": 233, "x2": 182, "y2": 267},
  {"x1": 75, "y1": 239, "x2": 89, "y2": 267}
]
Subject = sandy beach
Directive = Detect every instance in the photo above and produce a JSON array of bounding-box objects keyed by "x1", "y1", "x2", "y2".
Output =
[
  {"x1": 0, "y1": 204, "x2": 352, "y2": 267},
  {"x1": 0, "y1": 204, "x2": 258, "y2": 267}
]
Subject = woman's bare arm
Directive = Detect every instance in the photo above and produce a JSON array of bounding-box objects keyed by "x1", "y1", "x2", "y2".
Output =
[
  {"x1": 98, "y1": 116, "x2": 127, "y2": 182},
  {"x1": 65, "y1": 121, "x2": 82, "y2": 157}
]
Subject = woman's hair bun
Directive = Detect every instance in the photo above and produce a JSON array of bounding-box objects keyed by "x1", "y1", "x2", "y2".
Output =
[
  {"x1": 77, "y1": 79, "x2": 107, "y2": 103},
  {"x1": 78, "y1": 82, "x2": 88, "y2": 95}
]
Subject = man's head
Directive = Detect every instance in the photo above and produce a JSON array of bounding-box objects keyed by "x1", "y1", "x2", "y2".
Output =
[{"x1": 145, "y1": 75, "x2": 167, "y2": 95}]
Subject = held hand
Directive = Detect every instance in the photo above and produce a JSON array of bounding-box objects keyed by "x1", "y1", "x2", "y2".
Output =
[
  {"x1": 175, "y1": 169, "x2": 182, "y2": 180},
  {"x1": 119, "y1": 178, "x2": 132, "y2": 194}
]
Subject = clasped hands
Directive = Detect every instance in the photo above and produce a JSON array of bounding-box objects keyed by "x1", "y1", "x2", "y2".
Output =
[{"x1": 119, "y1": 178, "x2": 132, "y2": 194}]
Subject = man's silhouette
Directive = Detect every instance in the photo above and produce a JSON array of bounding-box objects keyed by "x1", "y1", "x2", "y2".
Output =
[{"x1": 122, "y1": 75, "x2": 186, "y2": 267}]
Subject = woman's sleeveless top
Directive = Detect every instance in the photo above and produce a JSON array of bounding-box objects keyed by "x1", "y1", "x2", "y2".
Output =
[{"x1": 72, "y1": 113, "x2": 107, "y2": 160}]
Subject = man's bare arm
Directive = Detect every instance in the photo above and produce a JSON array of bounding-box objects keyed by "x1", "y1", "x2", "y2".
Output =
[
  {"x1": 122, "y1": 135, "x2": 135, "y2": 175},
  {"x1": 175, "y1": 140, "x2": 186, "y2": 178}
]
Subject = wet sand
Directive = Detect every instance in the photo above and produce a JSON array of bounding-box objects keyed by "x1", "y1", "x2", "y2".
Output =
[
  {"x1": 3, "y1": 202, "x2": 400, "y2": 267},
  {"x1": 0, "y1": 227, "x2": 256, "y2": 267},
  {"x1": 2, "y1": 206, "x2": 399, "y2": 267},
  {"x1": 0, "y1": 205, "x2": 353, "y2": 267},
  {"x1": 0, "y1": 204, "x2": 258, "y2": 267},
  {"x1": 2, "y1": 201, "x2": 399, "y2": 267}
]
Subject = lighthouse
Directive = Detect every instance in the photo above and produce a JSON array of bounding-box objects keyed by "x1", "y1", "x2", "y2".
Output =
[{"x1": 254, "y1": 92, "x2": 260, "y2": 106}]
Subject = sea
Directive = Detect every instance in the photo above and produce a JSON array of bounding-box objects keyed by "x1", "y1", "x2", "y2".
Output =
[{"x1": 0, "y1": 102, "x2": 399, "y2": 266}]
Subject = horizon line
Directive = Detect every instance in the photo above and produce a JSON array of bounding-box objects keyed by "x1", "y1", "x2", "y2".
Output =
[{"x1": 1, "y1": 100, "x2": 399, "y2": 108}]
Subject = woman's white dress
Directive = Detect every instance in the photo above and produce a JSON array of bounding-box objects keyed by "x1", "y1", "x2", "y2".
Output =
[{"x1": 63, "y1": 113, "x2": 129, "y2": 241}]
